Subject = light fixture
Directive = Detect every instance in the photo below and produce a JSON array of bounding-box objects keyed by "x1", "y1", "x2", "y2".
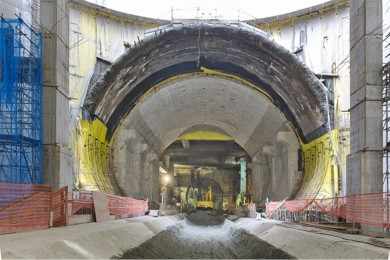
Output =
[{"x1": 162, "y1": 174, "x2": 171, "y2": 185}]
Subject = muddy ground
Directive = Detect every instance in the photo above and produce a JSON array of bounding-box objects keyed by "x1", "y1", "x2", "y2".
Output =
[{"x1": 116, "y1": 219, "x2": 294, "y2": 259}]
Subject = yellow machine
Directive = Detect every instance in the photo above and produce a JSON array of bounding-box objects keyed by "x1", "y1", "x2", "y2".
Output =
[
  {"x1": 197, "y1": 185, "x2": 214, "y2": 209},
  {"x1": 184, "y1": 174, "x2": 223, "y2": 212}
]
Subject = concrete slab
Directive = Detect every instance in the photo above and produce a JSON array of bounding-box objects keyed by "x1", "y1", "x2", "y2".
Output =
[
  {"x1": 237, "y1": 218, "x2": 389, "y2": 259},
  {"x1": 0, "y1": 216, "x2": 178, "y2": 259},
  {"x1": 93, "y1": 191, "x2": 112, "y2": 222},
  {"x1": 1, "y1": 216, "x2": 388, "y2": 259}
]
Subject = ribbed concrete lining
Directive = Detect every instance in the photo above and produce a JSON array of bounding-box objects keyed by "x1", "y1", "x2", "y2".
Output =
[
  {"x1": 113, "y1": 75, "x2": 288, "y2": 156},
  {"x1": 111, "y1": 75, "x2": 300, "y2": 200},
  {"x1": 83, "y1": 22, "x2": 330, "y2": 144}
]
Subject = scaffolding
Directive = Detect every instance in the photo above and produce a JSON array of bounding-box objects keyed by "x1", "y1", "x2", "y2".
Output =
[
  {"x1": 0, "y1": 17, "x2": 43, "y2": 184},
  {"x1": 383, "y1": 29, "x2": 390, "y2": 232}
]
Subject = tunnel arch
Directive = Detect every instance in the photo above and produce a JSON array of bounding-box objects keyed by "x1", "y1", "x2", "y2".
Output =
[
  {"x1": 110, "y1": 74, "x2": 301, "y2": 202},
  {"x1": 111, "y1": 75, "x2": 297, "y2": 156},
  {"x1": 83, "y1": 22, "x2": 330, "y2": 144}
]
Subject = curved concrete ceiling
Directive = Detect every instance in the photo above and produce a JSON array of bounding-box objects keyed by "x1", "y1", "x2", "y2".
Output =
[
  {"x1": 84, "y1": 22, "x2": 329, "y2": 143},
  {"x1": 114, "y1": 75, "x2": 292, "y2": 157}
]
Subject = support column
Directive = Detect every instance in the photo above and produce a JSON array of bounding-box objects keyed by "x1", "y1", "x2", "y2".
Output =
[
  {"x1": 40, "y1": 0, "x2": 73, "y2": 189},
  {"x1": 348, "y1": 0, "x2": 383, "y2": 235},
  {"x1": 239, "y1": 158, "x2": 247, "y2": 194},
  {"x1": 248, "y1": 154, "x2": 271, "y2": 205},
  {"x1": 269, "y1": 142, "x2": 289, "y2": 201}
]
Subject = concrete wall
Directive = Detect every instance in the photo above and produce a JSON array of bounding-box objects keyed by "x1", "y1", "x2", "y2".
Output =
[
  {"x1": 255, "y1": 2, "x2": 351, "y2": 196},
  {"x1": 347, "y1": 0, "x2": 383, "y2": 197},
  {"x1": 68, "y1": 1, "x2": 163, "y2": 194},
  {"x1": 256, "y1": 2, "x2": 350, "y2": 119},
  {"x1": 68, "y1": 1, "x2": 161, "y2": 118},
  {"x1": 249, "y1": 129, "x2": 300, "y2": 204},
  {"x1": 0, "y1": 0, "x2": 39, "y2": 27},
  {"x1": 110, "y1": 114, "x2": 160, "y2": 203},
  {"x1": 40, "y1": 0, "x2": 73, "y2": 190}
]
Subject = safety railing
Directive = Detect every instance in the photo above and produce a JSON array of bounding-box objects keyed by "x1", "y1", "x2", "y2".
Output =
[
  {"x1": 0, "y1": 182, "x2": 149, "y2": 235},
  {"x1": 266, "y1": 192, "x2": 389, "y2": 231},
  {"x1": 107, "y1": 194, "x2": 148, "y2": 218}
]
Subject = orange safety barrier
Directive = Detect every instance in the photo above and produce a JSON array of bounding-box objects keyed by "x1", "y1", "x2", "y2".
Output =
[
  {"x1": 107, "y1": 194, "x2": 148, "y2": 218},
  {"x1": 67, "y1": 191, "x2": 148, "y2": 220},
  {"x1": 70, "y1": 200, "x2": 94, "y2": 215},
  {"x1": 266, "y1": 192, "x2": 390, "y2": 229},
  {"x1": 51, "y1": 187, "x2": 68, "y2": 227},
  {"x1": 0, "y1": 183, "x2": 52, "y2": 234},
  {"x1": 0, "y1": 183, "x2": 149, "y2": 235},
  {"x1": 69, "y1": 191, "x2": 94, "y2": 216}
]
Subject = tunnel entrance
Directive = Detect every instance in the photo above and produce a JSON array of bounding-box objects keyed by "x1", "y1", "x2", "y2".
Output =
[
  {"x1": 110, "y1": 74, "x2": 301, "y2": 211},
  {"x1": 79, "y1": 21, "x2": 331, "y2": 209},
  {"x1": 161, "y1": 139, "x2": 246, "y2": 213}
]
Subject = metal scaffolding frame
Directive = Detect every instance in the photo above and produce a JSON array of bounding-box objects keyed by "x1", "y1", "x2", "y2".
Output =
[
  {"x1": 0, "y1": 16, "x2": 43, "y2": 184},
  {"x1": 383, "y1": 30, "x2": 390, "y2": 231}
]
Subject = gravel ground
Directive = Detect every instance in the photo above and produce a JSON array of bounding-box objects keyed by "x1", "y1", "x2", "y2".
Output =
[{"x1": 116, "y1": 219, "x2": 294, "y2": 259}]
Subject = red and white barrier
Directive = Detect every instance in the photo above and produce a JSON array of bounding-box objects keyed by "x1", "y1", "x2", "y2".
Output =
[
  {"x1": 0, "y1": 183, "x2": 149, "y2": 235},
  {"x1": 266, "y1": 192, "x2": 389, "y2": 228}
]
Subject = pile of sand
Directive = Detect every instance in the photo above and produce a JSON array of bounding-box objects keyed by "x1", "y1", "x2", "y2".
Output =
[{"x1": 116, "y1": 219, "x2": 294, "y2": 259}]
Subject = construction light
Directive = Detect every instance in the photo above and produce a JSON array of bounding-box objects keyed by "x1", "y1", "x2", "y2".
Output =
[{"x1": 162, "y1": 174, "x2": 171, "y2": 185}]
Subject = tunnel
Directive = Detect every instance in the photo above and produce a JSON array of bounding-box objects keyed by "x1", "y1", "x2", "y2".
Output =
[
  {"x1": 78, "y1": 21, "x2": 332, "y2": 209},
  {"x1": 1, "y1": 0, "x2": 389, "y2": 257}
]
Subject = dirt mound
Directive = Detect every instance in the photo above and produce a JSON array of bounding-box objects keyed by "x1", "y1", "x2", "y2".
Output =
[
  {"x1": 186, "y1": 210, "x2": 225, "y2": 226},
  {"x1": 116, "y1": 221, "x2": 294, "y2": 259}
]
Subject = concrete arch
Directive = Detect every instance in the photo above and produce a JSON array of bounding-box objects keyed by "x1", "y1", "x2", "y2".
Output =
[
  {"x1": 110, "y1": 75, "x2": 301, "y2": 202},
  {"x1": 83, "y1": 22, "x2": 330, "y2": 144},
  {"x1": 114, "y1": 75, "x2": 291, "y2": 156}
]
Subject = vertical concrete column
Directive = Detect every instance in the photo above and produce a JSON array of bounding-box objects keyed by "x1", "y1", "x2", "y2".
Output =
[
  {"x1": 165, "y1": 158, "x2": 175, "y2": 206},
  {"x1": 348, "y1": 0, "x2": 383, "y2": 235},
  {"x1": 40, "y1": 0, "x2": 73, "y2": 189},
  {"x1": 277, "y1": 131, "x2": 300, "y2": 197},
  {"x1": 248, "y1": 154, "x2": 271, "y2": 205},
  {"x1": 348, "y1": 0, "x2": 383, "y2": 195},
  {"x1": 269, "y1": 142, "x2": 289, "y2": 201}
]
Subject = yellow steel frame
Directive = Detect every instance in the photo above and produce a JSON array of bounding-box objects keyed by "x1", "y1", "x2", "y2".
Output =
[
  {"x1": 297, "y1": 129, "x2": 339, "y2": 199},
  {"x1": 73, "y1": 118, "x2": 114, "y2": 192},
  {"x1": 178, "y1": 130, "x2": 233, "y2": 141}
]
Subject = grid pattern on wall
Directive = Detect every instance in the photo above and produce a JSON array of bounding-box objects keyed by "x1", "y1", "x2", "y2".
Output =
[{"x1": 0, "y1": 16, "x2": 42, "y2": 184}]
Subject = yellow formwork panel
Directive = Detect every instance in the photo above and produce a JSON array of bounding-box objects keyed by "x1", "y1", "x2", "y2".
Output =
[
  {"x1": 297, "y1": 129, "x2": 339, "y2": 199},
  {"x1": 178, "y1": 130, "x2": 233, "y2": 141},
  {"x1": 74, "y1": 118, "x2": 114, "y2": 192}
]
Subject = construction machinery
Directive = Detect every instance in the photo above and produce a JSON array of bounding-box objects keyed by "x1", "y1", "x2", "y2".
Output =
[{"x1": 184, "y1": 170, "x2": 223, "y2": 213}]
